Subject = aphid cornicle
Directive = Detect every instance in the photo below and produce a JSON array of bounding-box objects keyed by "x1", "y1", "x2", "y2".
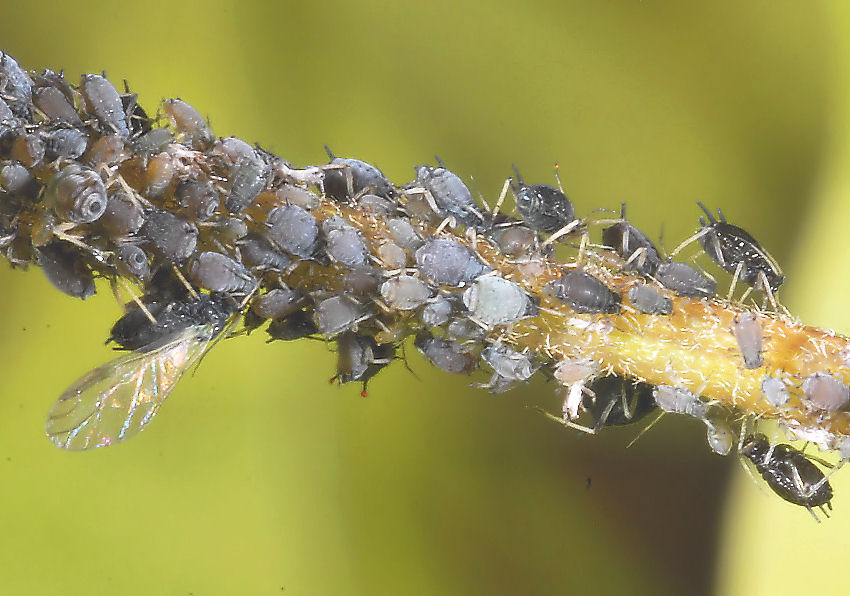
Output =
[
  {"x1": 46, "y1": 291, "x2": 237, "y2": 450},
  {"x1": 510, "y1": 165, "x2": 575, "y2": 234},
  {"x1": 601, "y1": 205, "x2": 662, "y2": 276},
  {"x1": 545, "y1": 270, "x2": 620, "y2": 314},
  {"x1": 740, "y1": 434, "x2": 833, "y2": 517},
  {"x1": 694, "y1": 202, "x2": 784, "y2": 293}
]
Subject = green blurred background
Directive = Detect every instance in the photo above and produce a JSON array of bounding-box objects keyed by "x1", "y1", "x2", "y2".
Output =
[{"x1": 0, "y1": 1, "x2": 847, "y2": 594}]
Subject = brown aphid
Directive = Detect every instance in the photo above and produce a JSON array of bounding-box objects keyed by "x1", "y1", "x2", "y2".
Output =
[
  {"x1": 80, "y1": 74, "x2": 128, "y2": 137},
  {"x1": 11, "y1": 133, "x2": 45, "y2": 167},
  {"x1": 162, "y1": 98, "x2": 213, "y2": 149},
  {"x1": 802, "y1": 372, "x2": 850, "y2": 412},
  {"x1": 99, "y1": 190, "x2": 145, "y2": 237}
]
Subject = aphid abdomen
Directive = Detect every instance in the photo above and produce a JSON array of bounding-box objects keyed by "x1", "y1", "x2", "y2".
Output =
[
  {"x1": 655, "y1": 261, "x2": 716, "y2": 298},
  {"x1": 732, "y1": 311, "x2": 763, "y2": 369}
]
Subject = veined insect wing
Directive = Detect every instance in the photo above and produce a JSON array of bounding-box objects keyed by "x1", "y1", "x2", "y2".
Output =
[{"x1": 45, "y1": 323, "x2": 219, "y2": 450}]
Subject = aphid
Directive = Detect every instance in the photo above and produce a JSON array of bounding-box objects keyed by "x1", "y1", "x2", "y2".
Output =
[
  {"x1": 11, "y1": 133, "x2": 45, "y2": 167},
  {"x1": 277, "y1": 183, "x2": 321, "y2": 211},
  {"x1": 358, "y1": 193, "x2": 395, "y2": 217},
  {"x1": 188, "y1": 252, "x2": 257, "y2": 295},
  {"x1": 0, "y1": 161, "x2": 38, "y2": 196},
  {"x1": 41, "y1": 126, "x2": 89, "y2": 161},
  {"x1": 386, "y1": 217, "x2": 424, "y2": 251},
  {"x1": 238, "y1": 234, "x2": 291, "y2": 271},
  {"x1": 740, "y1": 433, "x2": 833, "y2": 518},
  {"x1": 140, "y1": 210, "x2": 198, "y2": 262},
  {"x1": 162, "y1": 98, "x2": 213, "y2": 149},
  {"x1": 36, "y1": 242, "x2": 96, "y2": 299},
  {"x1": 413, "y1": 160, "x2": 483, "y2": 227},
  {"x1": 732, "y1": 311, "x2": 763, "y2": 369},
  {"x1": 133, "y1": 128, "x2": 174, "y2": 155},
  {"x1": 32, "y1": 84, "x2": 80, "y2": 124},
  {"x1": 176, "y1": 180, "x2": 219, "y2": 222},
  {"x1": 250, "y1": 287, "x2": 301, "y2": 320},
  {"x1": 142, "y1": 152, "x2": 176, "y2": 198},
  {"x1": 415, "y1": 238, "x2": 490, "y2": 286},
  {"x1": 480, "y1": 344, "x2": 536, "y2": 393},
  {"x1": 414, "y1": 333, "x2": 474, "y2": 374},
  {"x1": 690, "y1": 202, "x2": 784, "y2": 293},
  {"x1": 314, "y1": 295, "x2": 369, "y2": 337},
  {"x1": 380, "y1": 275, "x2": 432, "y2": 311},
  {"x1": 544, "y1": 269, "x2": 620, "y2": 314},
  {"x1": 489, "y1": 222, "x2": 539, "y2": 259},
  {"x1": 654, "y1": 260, "x2": 716, "y2": 299},
  {"x1": 446, "y1": 316, "x2": 487, "y2": 341},
  {"x1": 0, "y1": 52, "x2": 33, "y2": 118},
  {"x1": 267, "y1": 309, "x2": 318, "y2": 341},
  {"x1": 652, "y1": 385, "x2": 708, "y2": 419},
  {"x1": 704, "y1": 414, "x2": 734, "y2": 456},
  {"x1": 377, "y1": 242, "x2": 407, "y2": 269},
  {"x1": 420, "y1": 298, "x2": 453, "y2": 328},
  {"x1": 99, "y1": 190, "x2": 145, "y2": 237},
  {"x1": 802, "y1": 372, "x2": 850, "y2": 412},
  {"x1": 335, "y1": 332, "x2": 395, "y2": 386},
  {"x1": 323, "y1": 147, "x2": 395, "y2": 201},
  {"x1": 510, "y1": 165, "x2": 575, "y2": 234},
  {"x1": 581, "y1": 376, "x2": 657, "y2": 431},
  {"x1": 322, "y1": 216, "x2": 369, "y2": 267},
  {"x1": 761, "y1": 375, "x2": 790, "y2": 408},
  {"x1": 266, "y1": 204, "x2": 319, "y2": 258},
  {"x1": 462, "y1": 275, "x2": 536, "y2": 325},
  {"x1": 44, "y1": 164, "x2": 108, "y2": 224},
  {"x1": 627, "y1": 284, "x2": 672, "y2": 315},
  {"x1": 80, "y1": 74, "x2": 129, "y2": 137},
  {"x1": 45, "y1": 293, "x2": 236, "y2": 450},
  {"x1": 342, "y1": 266, "x2": 382, "y2": 296},
  {"x1": 114, "y1": 243, "x2": 150, "y2": 280},
  {"x1": 601, "y1": 205, "x2": 662, "y2": 276},
  {"x1": 85, "y1": 134, "x2": 127, "y2": 167},
  {"x1": 225, "y1": 157, "x2": 269, "y2": 213}
]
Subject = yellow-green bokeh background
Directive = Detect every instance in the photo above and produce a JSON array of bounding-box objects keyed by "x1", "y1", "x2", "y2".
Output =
[{"x1": 0, "y1": 2, "x2": 848, "y2": 594}]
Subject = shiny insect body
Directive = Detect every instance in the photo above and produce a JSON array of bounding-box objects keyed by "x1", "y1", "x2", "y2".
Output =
[{"x1": 740, "y1": 433, "x2": 833, "y2": 520}]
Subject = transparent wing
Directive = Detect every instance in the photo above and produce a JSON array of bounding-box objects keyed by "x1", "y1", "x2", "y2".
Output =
[{"x1": 45, "y1": 324, "x2": 217, "y2": 450}]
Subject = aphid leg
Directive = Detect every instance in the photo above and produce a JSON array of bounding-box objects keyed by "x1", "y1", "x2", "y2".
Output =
[
  {"x1": 727, "y1": 261, "x2": 744, "y2": 303},
  {"x1": 763, "y1": 431, "x2": 779, "y2": 467},
  {"x1": 807, "y1": 459, "x2": 844, "y2": 497},
  {"x1": 624, "y1": 246, "x2": 647, "y2": 270},
  {"x1": 171, "y1": 264, "x2": 200, "y2": 301},
  {"x1": 668, "y1": 228, "x2": 709, "y2": 259},
  {"x1": 757, "y1": 270, "x2": 784, "y2": 314},
  {"x1": 626, "y1": 411, "x2": 665, "y2": 448},
  {"x1": 434, "y1": 216, "x2": 454, "y2": 236},
  {"x1": 535, "y1": 406, "x2": 598, "y2": 435},
  {"x1": 541, "y1": 219, "x2": 581, "y2": 248},
  {"x1": 576, "y1": 229, "x2": 589, "y2": 264},
  {"x1": 789, "y1": 466, "x2": 824, "y2": 523}
]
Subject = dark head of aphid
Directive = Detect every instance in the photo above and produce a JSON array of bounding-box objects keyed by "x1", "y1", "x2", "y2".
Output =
[{"x1": 510, "y1": 165, "x2": 575, "y2": 234}]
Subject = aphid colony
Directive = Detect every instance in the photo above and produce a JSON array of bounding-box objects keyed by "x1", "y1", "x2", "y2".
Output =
[{"x1": 3, "y1": 51, "x2": 850, "y2": 519}]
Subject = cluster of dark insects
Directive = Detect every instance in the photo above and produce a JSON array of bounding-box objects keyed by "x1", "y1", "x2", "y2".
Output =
[{"x1": 0, "y1": 51, "x2": 844, "y2": 520}]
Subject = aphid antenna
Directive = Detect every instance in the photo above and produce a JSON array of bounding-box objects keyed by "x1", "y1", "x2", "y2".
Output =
[
  {"x1": 115, "y1": 277, "x2": 157, "y2": 325},
  {"x1": 625, "y1": 410, "x2": 665, "y2": 448},
  {"x1": 553, "y1": 163, "x2": 564, "y2": 194},
  {"x1": 433, "y1": 216, "x2": 454, "y2": 236},
  {"x1": 511, "y1": 163, "x2": 525, "y2": 186},
  {"x1": 323, "y1": 144, "x2": 335, "y2": 160},
  {"x1": 668, "y1": 227, "x2": 710, "y2": 259},
  {"x1": 434, "y1": 155, "x2": 446, "y2": 168},
  {"x1": 534, "y1": 405, "x2": 599, "y2": 435}
]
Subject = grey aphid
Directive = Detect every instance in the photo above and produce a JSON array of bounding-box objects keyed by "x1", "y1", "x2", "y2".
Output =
[
  {"x1": 226, "y1": 157, "x2": 270, "y2": 213},
  {"x1": 0, "y1": 161, "x2": 36, "y2": 195},
  {"x1": 322, "y1": 216, "x2": 369, "y2": 267},
  {"x1": 655, "y1": 261, "x2": 716, "y2": 298},
  {"x1": 99, "y1": 191, "x2": 145, "y2": 237},
  {"x1": 188, "y1": 252, "x2": 257, "y2": 294},
  {"x1": 0, "y1": 52, "x2": 33, "y2": 118},
  {"x1": 462, "y1": 275, "x2": 535, "y2": 325},
  {"x1": 41, "y1": 127, "x2": 89, "y2": 161},
  {"x1": 481, "y1": 344, "x2": 536, "y2": 382},
  {"x1": 415, "y1": 238, "x2": 490, "y2": 286},
  {"x1": 133, "y1": 128, "x2": 174, "y2": 155},
  {"x1": 414, "y1": 333, "x2": 474, "y2": 374},
  {"x1": 732, "y1": 311, "x2": 763, "y2": 369},
  {"x1": 446, "y1": 317, "x2": 487, "y2": 341},
  {"x1": 414, "y1": 163, "x2": 483, "y2": 227},
  {"x1": 704, "y1": 416, "x2": 734, "y2": 456},
  {"x1": 342, "y1": 266, "x2": 382, "y2": 296},
  {"x1": 36, "y1": 242, "x2": 95, "y2": 299},
  {"x1": 387, "y1": 217, "x2": 424, "y2": 251},
  {"x1": 251, "y1": 287, "x2": 301, "y2": 320},
  {"x1": 377, "y1": 242, "x2": 407, "y2": 269},
  {"x1": 45, "y1": 164, "x2": 108, "y2": 224},
  {"x1": 140, "y1": 210, "x2": 198, "y2": 262},
  {"x1": 761, "y1": 375, "x2": 790, "y2": 408},
  {"x1": 277, "y1": 184, "x2": 321, "y2": 211},
  {"x1": 115, "y1": 243, "x2": 150, "y2": 281},
  {"x1": 489, "y1": 223, "x2": 538, "y2": 259},
  {"x1": 652, "y1": 385, "x2": 708, "y2": 419},
  {"x1": 627, "y1": 284, "x2": 672, "y2": 315},
  {"x1": 545, "y1": 270, "x2": 620, "y2": 314},
  {"x1": 0, "y1": 97, "x2": 14, "y2": 122},
  {"x1": 162, "y1": 98, "x2": 213, "y2": 149},
  {"x1": 421, "y1": 298, "x2": 453, "y2": 328},
  {"x1": 802, "y1": 372, "x2": 850, "y2": 412},
  {"x1": 238, "y1": 234, "x2": 291, "y2": 271},
  {"x1": 33, "y1": 85, "x2": 81, "y2": 124},
  {"x1": 266, "y1": 204, "x2": 319, "y2": 258},
  {"x1": 324, "y1": 147, "x2": 395, "y2": 200},
  {"x1": 358, "y1": 193, "x2": 395, "y2": 217},
  {"x1": 380, "y1": 275, "x2": 432, "y2": 310},
  {"x1": 177, "y1": 180, "x2": 219, "y2": 222},
  {"x1": 80, "y1": 74, "x2": 128, "y2": 137},
  {"x1": 314, "y1": 295, "x2": 369, "y2": 337},
  {"x1": 510, "y1": 165, "x2": 575, "y2": 234}
]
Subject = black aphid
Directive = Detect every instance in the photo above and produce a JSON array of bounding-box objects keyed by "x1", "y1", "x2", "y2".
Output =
[
  {"x1": 601, "y1": 204, "x2": 662, "y2": 276},
  {"x1": 510, "y1": 165, "x2": 575, "y2": 234},
  {"x1": 266, "y1": 309, "x2": 319, "y2": 341},
  {"x1": 583, "y1": 376, "x2": 656, "y2": 430},
  {"x1": 654, "y1": 261, "x2": 716, "y2": 299},
  {"x1": 741, "y1": 434, "x2": 833, "y2": 517},
  {"x1": 545, "y1": 269, "x2": 620, "y2": 314},
  {"x1": 694, "y1": 202, "x2": 784, "y2": 293}
]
